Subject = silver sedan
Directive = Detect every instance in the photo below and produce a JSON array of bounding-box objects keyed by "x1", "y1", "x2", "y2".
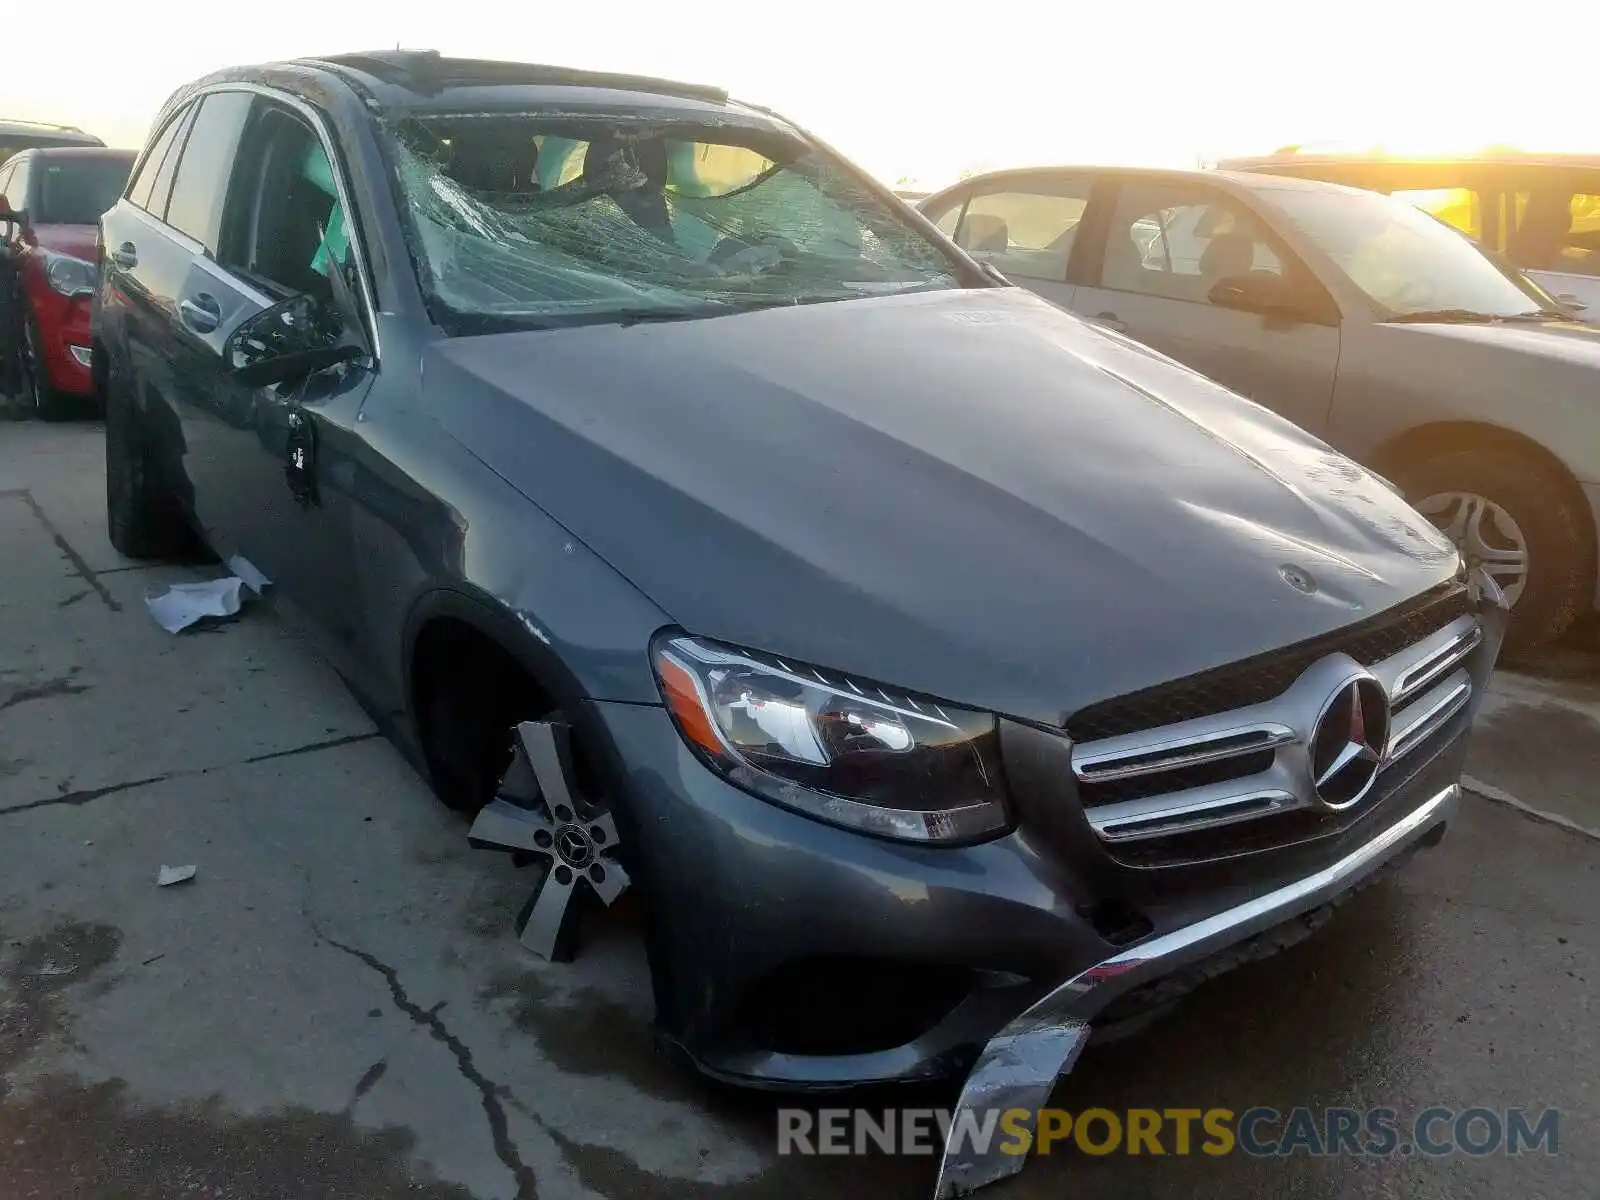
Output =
[{"x1": 921, "y1": 168, "x2": 1600, "y2": 647}]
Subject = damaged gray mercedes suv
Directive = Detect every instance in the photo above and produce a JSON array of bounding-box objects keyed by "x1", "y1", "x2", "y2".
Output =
[{"x1": 96, "y1": 51, "x2": 1505, "y2": 1198}]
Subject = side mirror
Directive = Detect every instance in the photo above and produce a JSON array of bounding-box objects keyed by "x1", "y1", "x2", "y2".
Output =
[
  {"x1": 224, "y1": 293, "x2": 363, "y2": 388},
  {"x1": 1207, "y1": 272, "x2": 1314, "y2": 320}
]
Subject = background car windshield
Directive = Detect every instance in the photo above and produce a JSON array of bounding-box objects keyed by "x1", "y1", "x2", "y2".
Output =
[
  {"x1": 386, "y1": 115, "x2": 960, "y2": 329},
  {"x1": 1261, "y1": 187, "x2": 1546, "y2": 318},
  {"x1": 35, "y1": 157, "x2": 132, "y2": 224}
]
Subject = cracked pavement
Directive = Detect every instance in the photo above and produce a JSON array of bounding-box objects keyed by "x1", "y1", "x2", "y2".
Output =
[{"x1": 0, "y1": 420, "x2": 1596, "y2": 1199}]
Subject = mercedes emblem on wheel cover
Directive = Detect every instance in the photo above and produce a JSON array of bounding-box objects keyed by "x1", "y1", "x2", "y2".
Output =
[{"x1": 1309, "y1": 676, "x2": 1390, "y2": 809}]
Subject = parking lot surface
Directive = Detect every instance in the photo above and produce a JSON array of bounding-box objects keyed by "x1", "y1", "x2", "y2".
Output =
[{"x1": 1, "y1": 419, "x2": 1595, "y2": 1199}]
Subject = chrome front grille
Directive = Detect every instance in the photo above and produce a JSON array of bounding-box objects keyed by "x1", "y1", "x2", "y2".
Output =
[{"x1": 1070, "y1": 610, "x2": 1481, "y2": 860}]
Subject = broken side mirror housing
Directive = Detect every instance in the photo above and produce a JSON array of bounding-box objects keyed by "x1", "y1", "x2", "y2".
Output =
[{"x1": 225, "y1": 293, "x2": 363, "y2": 388}]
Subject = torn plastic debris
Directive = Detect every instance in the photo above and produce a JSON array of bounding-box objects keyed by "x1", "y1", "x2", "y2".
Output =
[
  {"x1": 224, "y1": 555, "x2": 272, "y2": 595},
  {"x1": 156, "y1": 864, "x2": 196, "y2": 887},
  {"x1": 145, "y1": 577, "x2": 247, "y2": 634}
]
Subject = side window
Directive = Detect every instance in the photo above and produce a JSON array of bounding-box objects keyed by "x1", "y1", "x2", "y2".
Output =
[
  {"x1": 1390, "y1": 186, "x2": 1483, "y2": 240},
  {"x1": 146, "y1": 107, "x2": 197, "y2": 219},
  {"x1": 1100, "y1": 183, "x2": 1284, "y2": 304},
  {"x1": 0, "y1": 163, "x2": 16, "y2": 211},
  {"x1": 1507, "y1": 186, "x2": 1600, "y2": 278},
  {"x1": 165, "y1": 91, "x2": 252, "y2": 251},
  {"x1": 217, "y1": 104, "x2": 347, "y2": 304},
  {"x1": 127, "y1": 108, "x2": 189, "y2": 212},
  {"x1": 950, "y1": 180, "x2": 1091, "y2": 281}
]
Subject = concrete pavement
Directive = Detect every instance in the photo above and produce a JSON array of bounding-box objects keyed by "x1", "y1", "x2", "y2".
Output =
[{"x1": 0, "y1": 419, "x2": 1594, "y2": 1199}]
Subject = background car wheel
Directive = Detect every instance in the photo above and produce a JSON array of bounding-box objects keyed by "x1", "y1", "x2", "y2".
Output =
[
  {"x1": 1395, "y1": 448, "x2": 1593, "y2": 650},
  {"x1": 104, "y1": 369, "x2": 195, "y2": 559},
  {"x1": 21, "y1": 309, "x2": 72, "y2": 421}
]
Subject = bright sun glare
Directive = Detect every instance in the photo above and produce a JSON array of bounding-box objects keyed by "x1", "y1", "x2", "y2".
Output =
[{"x1": 2, "y1": 1, "x2": 1593, "y2": 188}]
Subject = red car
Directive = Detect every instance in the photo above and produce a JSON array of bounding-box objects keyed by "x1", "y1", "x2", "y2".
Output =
[{"x1": 0, "y1": 146, "x2": 134, "y2": 417}]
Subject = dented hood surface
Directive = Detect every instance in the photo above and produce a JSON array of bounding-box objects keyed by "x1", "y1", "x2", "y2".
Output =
[{"x1": 427, "y1": 288, "x2": 1459, "y2": 725}]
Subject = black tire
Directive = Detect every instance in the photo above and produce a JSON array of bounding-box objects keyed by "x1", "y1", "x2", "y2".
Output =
[
  {"x1": 104, "y1": 367, "x2": 193, "y2": 559},
  {"x1": 21, "y1": 308, "x2": 72, "y2": 421},
  {"x1": 414, "y1": 629, "x2": 565, "y2": 814},
  {"x1": 1393, "y1": 448, "x2": 1593, "y2": 650}
]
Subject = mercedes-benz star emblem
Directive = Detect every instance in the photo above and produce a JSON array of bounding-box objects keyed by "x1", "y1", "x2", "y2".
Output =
[
  {"x1": 554, "y1": 825, "x2": 595, "y2": 868},
  {"x1": 1279, "y1": 564, "x2": 1317, "y2": 595},
  {"x1": 1309, "y1": 676, "x2": 1391, "y2": 809}
]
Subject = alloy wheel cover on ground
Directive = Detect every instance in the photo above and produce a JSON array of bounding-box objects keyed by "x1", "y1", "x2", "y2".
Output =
[{"x1": 467, "y1": 719, "x2": 629, "y2": 961}]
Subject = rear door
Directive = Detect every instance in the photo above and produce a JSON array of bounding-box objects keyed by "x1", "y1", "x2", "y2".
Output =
[
  {"x1": 114, "y1": 91, "x2": 257, "y2": 549},
  {"x1": 1068, "y1": 177, "x2": 1342, "y2": 434},
  {"x1": 919, "y1": 172, "x2": 1093, "y2": 308},
  {"x1": 100, "y1": 101, "x2": 205, "y2": 511}
]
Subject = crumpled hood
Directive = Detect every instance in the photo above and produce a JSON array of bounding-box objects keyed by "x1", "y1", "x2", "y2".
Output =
[{"x1": 428, "y1": 288, "x2": 1459, "y2": 724}]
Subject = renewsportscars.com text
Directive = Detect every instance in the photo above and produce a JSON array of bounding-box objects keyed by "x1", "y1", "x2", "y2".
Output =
[{"x1": 777, "y1": 1106, "x2": 1560, "y2": 1159}]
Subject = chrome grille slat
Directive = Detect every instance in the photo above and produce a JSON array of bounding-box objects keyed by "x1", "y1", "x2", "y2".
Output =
[
  {"x1": 1380, "y1": 620, "x2": 1481, "y2": 704},
  {"x1": 1074, "y1": 723, "x2": 1295, "y2": 783},
  {"x1": 1386, "y1": 671, "x2": 1472, "y2": 762},
  {"x1": 1095, "y1": 791, "x2": 1298, "y2": 842}
]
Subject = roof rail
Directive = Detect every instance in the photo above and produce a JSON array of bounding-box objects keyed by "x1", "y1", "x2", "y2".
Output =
[{"x1": 303, "y1": 50, "x2": 728, "y2": 104}]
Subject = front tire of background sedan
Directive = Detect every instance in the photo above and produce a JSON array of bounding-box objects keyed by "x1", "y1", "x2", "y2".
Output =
[
  {"x1": 1397, "y1": 448, "x2": 1593, "y2": 650},
  {"x1": 104, "y1": 368, "x2": 195, "y2": 560},
  {"x1": 20, "y1": 309, "x2": 71, "y2": 422}
]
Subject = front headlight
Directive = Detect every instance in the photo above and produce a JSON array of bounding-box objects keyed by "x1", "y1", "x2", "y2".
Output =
[
  {"x1": 653, "y1": 635, "x2": 1010, "y2": 844},
  {"x1": 44, "y1": 252, "x2": 96, "y2": 298}
]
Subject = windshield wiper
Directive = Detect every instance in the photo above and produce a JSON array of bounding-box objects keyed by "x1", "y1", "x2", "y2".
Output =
[
  {"x1": 1383, "y1": 308, "x2": 1506, "y2": 325},
  {"x1": 1496, "y1": 308, "x2": 1574, "y2": 323},
  {"x1": 1386, "y1": 307, "x2": 1573, "y2": 326},
  {"x1": 612, "y1": 306, "x2": 732, "y2": 327}
]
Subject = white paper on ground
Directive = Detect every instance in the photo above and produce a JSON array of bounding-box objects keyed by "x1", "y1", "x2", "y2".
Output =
[
  {"x1": 225, "y1": 555, "x2": 272, "y2": 594},
  {"x1": 157, "y1": 864, "x2": 197, "y2": 887},
  {"x1": 145, "y1": 577, "x2": 246, "y2": 634}
]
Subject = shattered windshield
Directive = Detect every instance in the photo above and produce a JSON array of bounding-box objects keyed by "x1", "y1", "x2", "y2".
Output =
[{"x1": 384, "y1": 113, "x2": 962, "y2": 331}]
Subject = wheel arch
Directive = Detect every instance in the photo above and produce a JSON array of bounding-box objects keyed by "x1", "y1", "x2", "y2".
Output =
[
  {"x1": 1370, "y1": 419, "x2": 1596, "y2": 545},
  {"x1": 402, "y1": 586, "x2": 591, "y2": 731},
  {"x1": 401, "y1": 584, "x2": 677, "y2": 1009}
]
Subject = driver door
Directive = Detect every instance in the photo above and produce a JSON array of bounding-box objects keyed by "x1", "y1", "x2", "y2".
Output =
[
  {"x1": 1068, "y1": 178, "x2": 1342, "y2": 434},
  {"x1": 202, "y1": 98, "x2": 376, "y2": 669}
]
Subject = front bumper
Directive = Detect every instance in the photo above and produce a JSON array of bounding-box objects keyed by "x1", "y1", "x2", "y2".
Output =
[
  {"x1": 932, "y1": 780, "x2": 1457, "y2": 1198},
  {"x1": 24, "y1": 276, "x2": 94, "y2": 396},
  {"x1": 583, "y1": 583, "x2": 1503, "y2": 1109}
]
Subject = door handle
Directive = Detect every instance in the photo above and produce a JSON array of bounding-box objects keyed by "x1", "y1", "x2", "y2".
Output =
[
  {"x1": 179, "y1": 293, "x2": 221, "y2": 334},
  {"x1": 110, "y1": 242, "x2": 137, "y2": 269},
  {"x1": 1094, "y1": 311, "x2": 1128, "y2": 332},
  {"x1": 283, "y1": 408, "x2": 319, "y2": 508}
]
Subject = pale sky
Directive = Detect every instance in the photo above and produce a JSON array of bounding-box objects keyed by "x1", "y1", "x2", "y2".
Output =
[{"x1": 3, "y1": 1, "x2": 1595, "y2": 188}]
